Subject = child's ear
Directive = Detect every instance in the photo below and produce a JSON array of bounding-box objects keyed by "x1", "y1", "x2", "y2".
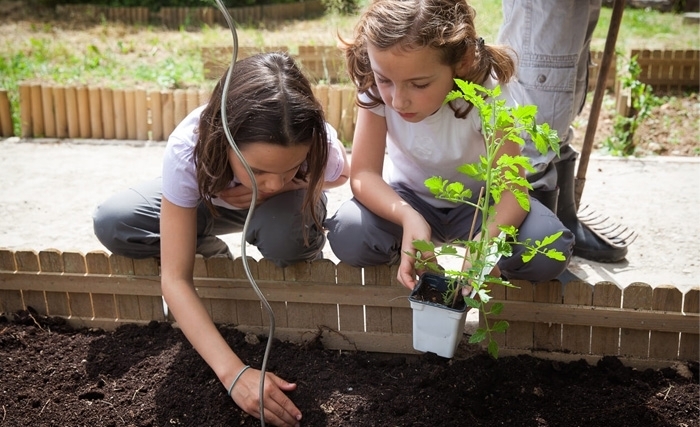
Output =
[{"x1": 455, "y1": 50, "x2": 473, "y2": 77}]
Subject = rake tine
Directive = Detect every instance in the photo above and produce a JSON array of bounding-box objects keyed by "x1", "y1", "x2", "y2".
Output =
[
  {"x1": 577, "y1": 211, "x2": 598, "y2": 221},
  {"x1": 602, "y1": 226, "x2": 632, "y2": 240},
  {"x1": 612, "y1": 229, "x2": 637, "y2": 243},
  {"x1": 577, "y1": 206, "x2": 606, "y2": 223},
  {"x1": 599, "y1": 223, "x2": 637, "y2": 241},
  {"x1": 623, "y1": 231, "x2": 638, "y2": 244},
  {"x1": 576, "y1": 204, "x2": 638, "y2": 248},
  {"x1": 613, "y1": 229, "x2": 637, "y2": 246},
  {"x1": 589, "y1": 223, "x2": 622, "y2": 233},
  {"x1": 608, "y1": 234, "x2": 637, "y2": 247},
  {"x1": 594, "y1": 232, "x2": 634, "y2": 248},
  {"x1": 578, "y1": 204, "x2": 597, "y2": 216},
  {"x1": 578, "y1": 211, "x2": 601, "y2": 219},
  {"x1": 582, "y1": 215, "x2": 611, "y2": 227}
]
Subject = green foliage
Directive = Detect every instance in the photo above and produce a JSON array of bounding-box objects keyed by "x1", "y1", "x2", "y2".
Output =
[
  {"x1": 0, "y1": 24, "x2": 207, "y2": 135},
  {"x1": 604, "y1": 55, "x2": 664, "y2": 156},
  {"x1": 321, "y1": 0, "x2": 359, "y2": 15},
  {"x1": 410, "y1": 81, "x2": 565, "y2": 359}
]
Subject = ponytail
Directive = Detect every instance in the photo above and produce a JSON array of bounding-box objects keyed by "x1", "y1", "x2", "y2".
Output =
[{"x1": 461, "y1": 39, "x2": 516, "y2": 88}]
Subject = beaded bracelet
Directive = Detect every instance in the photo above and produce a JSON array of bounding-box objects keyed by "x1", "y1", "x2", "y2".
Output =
[{"x1": 227, "y1": 365, "x2": 251, "y2": 397}]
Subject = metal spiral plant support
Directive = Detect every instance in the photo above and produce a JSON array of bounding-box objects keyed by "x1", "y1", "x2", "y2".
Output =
[{"x1": 212, "y1": 1, "x2": 275, "y2": 425}]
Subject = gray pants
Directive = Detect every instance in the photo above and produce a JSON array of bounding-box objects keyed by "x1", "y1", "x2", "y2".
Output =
[
  {"x1": 497, "y1": 0, "x2": 602, "y2": 190},
  {"x1": 92, "y1": 178, "x2": 326, "y2": 267},
  {"x1": 326, "y1": 184, "x2": 574, "y2": 281}
]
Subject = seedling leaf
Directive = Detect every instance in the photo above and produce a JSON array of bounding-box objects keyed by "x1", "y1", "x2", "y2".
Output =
[{"x1": 469, "y1": 328, "x2": 487, "y2": 344}]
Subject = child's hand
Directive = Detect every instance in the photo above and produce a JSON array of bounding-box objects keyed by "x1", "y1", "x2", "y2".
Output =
[
  {"x1": 217, "y1": 180, "x2": 308, "y2": 209},
  {"x1": 230, "y1": 368, "x2": 302, "y2": 427},
  {"x1": 397, "y1": 214, "x2": 432, "y2": 290},
  {"x1": 217, "y1": 185, "x2": 266, "y2": 208}
]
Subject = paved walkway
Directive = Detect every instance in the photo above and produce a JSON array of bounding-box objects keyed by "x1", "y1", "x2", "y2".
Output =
[{"x1": 1, "y1": 137, "x2": 698, "y2": 293}]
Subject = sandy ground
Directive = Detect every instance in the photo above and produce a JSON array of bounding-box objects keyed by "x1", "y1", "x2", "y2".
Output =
[{"x1": 1, "y1": 137, "x2": 698, "y2": 294}]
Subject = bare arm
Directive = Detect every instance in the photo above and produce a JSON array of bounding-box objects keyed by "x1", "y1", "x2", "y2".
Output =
[
  {"x1": 323, "y1": 138, "x2": 350, "y2": 190},
  {"x1": 159, "y1": 198, "x2": 301, "y2": 427},
  {"x1": 351, "y1": 108, "x2": 431, "y2": 289}
]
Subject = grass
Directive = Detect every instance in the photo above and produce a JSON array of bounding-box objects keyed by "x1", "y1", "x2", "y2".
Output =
[{"x1": 0, "y1": 1, "x2": 698, "y2": 136}]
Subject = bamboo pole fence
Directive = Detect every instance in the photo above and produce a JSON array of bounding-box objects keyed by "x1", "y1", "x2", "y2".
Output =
[
  {"x1": 12, "y1": 82, "x2": 357, "y2": 144},
  {"x1": 0, "y1": 249, "x2": 697, "y2": 369},
  {"x1": 0, "y1": 90, "x2": 12, "y2": 138}
]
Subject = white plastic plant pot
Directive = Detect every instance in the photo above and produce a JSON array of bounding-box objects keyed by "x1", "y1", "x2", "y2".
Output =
[{"x1": 408, "y1": 273, "x2": 468, "y2": 359}]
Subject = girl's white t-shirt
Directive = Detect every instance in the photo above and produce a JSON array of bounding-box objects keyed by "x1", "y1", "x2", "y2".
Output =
[
  {"x1": 363, "y1": 76, "x2": 519, "y2": 208},
  {"x1": 162, "y1": 105, "x2": 345, "y2": 210}
]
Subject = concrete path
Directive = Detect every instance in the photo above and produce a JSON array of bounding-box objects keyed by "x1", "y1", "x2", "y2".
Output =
[{"x1": 1, "y1": 137, "x2": 698, "y2": 293}]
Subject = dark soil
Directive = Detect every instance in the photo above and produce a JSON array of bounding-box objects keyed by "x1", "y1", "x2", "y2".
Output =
[{"x1": 1, "y1": 309, "x2": 698, "y2": 427}]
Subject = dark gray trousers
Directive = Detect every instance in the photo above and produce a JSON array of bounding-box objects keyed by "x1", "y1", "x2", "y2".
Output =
[
  {"x1": 326, "y1": 184, "x2": 574, "y2": 281},
  {"x1": 92, "y1": 178, "x2": 326, "y2": 267}
]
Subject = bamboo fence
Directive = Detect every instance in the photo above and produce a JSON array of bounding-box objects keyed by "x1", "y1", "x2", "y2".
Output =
[
  {"x1": 0, "y1": 90, "x2": 12, "y2": 138},
  {"x1": 10, "y1": 82, "x2": 357, "y2": 143},
  {"x1": 0, "y1": 249, "x2": 697, "y2": 369}
]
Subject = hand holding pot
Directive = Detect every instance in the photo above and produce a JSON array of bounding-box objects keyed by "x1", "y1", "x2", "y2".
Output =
[{"x1": 397, "y1": 212, "x2": 433, "y2": 290}]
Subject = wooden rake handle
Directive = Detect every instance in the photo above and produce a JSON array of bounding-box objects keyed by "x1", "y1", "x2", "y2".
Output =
[{"x1": 575, "y1": 0, "x2": 627, "y2": 207}]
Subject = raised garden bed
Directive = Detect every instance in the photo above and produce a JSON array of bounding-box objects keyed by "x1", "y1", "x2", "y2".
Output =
[{"x1": 1, "y1": 249, "x2": 698, "y2": 426}]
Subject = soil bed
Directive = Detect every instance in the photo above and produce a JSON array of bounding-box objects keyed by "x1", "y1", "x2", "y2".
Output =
[{"x1": 1, "y1": 310, "x2": 697, "y2": 427}]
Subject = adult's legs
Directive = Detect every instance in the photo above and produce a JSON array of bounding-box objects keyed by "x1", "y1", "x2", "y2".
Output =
[
  {"x1": 498, "y1": 0, "x2": 600, "y2": 188},
  {"x1": 498, "y1": 0, "x2": 629, "y2": 262}
]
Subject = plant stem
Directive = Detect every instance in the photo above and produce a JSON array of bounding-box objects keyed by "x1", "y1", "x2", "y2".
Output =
[{"x1": 453, "y1": 186, "x2": 484, "y2": 308}]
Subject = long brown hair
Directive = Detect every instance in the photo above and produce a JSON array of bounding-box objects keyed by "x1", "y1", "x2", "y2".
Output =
[
  {"x1": 194, "y1": 52, "x2": 329, "y2": 240},
  {"x1": 342, "y1": 0, "x2": 516, "y2": 117}
]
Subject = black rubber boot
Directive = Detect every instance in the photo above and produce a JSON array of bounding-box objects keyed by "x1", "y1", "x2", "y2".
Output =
[
  {"x1": 555, "y1": 158, "x2": 628, "y2": 263},
  {"x1": 530, "y1": 188, "x2": 559, "y2": 213}
]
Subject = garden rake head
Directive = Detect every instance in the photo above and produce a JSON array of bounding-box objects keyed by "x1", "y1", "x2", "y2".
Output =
[{"x1": 577, "y1": 204, "x2": 638, "y2": 249}]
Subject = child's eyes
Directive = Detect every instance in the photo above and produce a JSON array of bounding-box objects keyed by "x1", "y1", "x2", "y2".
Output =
[
  {"x1": 375, "y1": 76, "x2": 430, "y2": 89},
  {"x1": 375, "y1": 77, "x2": 429, "y2": 89},
  {"x1": 252, "y1": 165, "x2": 301, "y2": 176}
]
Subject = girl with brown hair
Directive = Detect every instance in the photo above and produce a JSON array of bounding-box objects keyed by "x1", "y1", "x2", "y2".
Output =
[
  {"x1": 93, "y1": 52, "x2": 348, "y2": 426},
  {"x1": 326, "y1": 0, "x2": 573, "y2": 289}
]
